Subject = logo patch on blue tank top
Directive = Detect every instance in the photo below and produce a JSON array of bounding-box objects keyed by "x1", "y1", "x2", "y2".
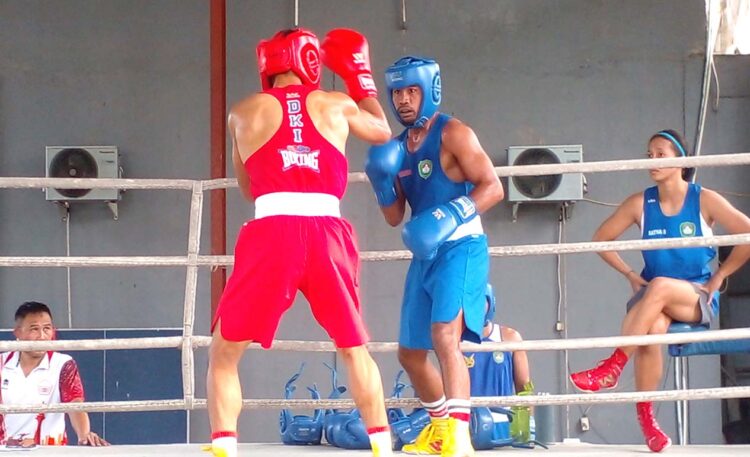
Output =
[
  {"x1": 679, "y1": 222, "x2": 696, "y2": 237},
  {"x1": 417, "y1": 159, "x2": 433, "y2": 179},
  {"x1": 493, "y1": 351, "x2": 505, "y2": 364}
]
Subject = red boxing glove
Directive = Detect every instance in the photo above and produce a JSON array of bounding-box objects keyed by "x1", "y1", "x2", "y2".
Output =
[{"x1": 321, "y1": 28, "x2": 378, "y2": 102}]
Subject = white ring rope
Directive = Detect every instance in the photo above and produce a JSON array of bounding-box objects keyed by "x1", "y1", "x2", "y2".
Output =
[
  {"x1": 1, "y1": 153, "x2": 749, "y2": 192},
  {"x1": 0, "y1": 337, "x2": 184, "y2": 352},
  {"x1": 0, "y1": 256, "x2": 190, "y2": 267},
  {"x1": 212, "y1": 153, "x2": 749, "y2": 187},
  {"x1": 0, "y1": 177, "x2": 196, "y2": 190},
  {"x1": 3, "y1": 326, "x2": 748, "y2": 354},
  {"x1": 362, "y1": 233, "x2": 750, "y2": 262},
  {"x1": 361, "y1": 152, "x2": 750, "y2": 182},
  {"x1": 2, "y1": 233, "x2": 749, "y2": 267},
  {"x1": 180, "y1": 182, "x2": 203, "y2": 408},
  {"x1": 2, "y1": 385, "x2": 750, "y2": 414},
  {"x1": 2, "y1": 153, "x2": 749, "y2": 418}
]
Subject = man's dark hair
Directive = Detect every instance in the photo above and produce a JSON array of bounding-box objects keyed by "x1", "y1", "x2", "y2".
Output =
[{"x1": 15, "y1": 301, "x2": 53, "y2": 322}]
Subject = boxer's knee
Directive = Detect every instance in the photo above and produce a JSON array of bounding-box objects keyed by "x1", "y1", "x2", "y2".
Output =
[
  {"x1": 398, "y1": 346, "x2": 428, "y2": 373},
  {"x1": 337, "y1": 345, "x2": 370, "y2": 368},
  {"x1": 209, "y1": 323, "x2": 247, "y2": 368},
  {"x1": 649, "y1": 312, "x2": 671, "y2": 334},
  {"x1": 430, "y1": 320, "x2": 461, "y2": 358},
  {"x1": 641, "y1": 277, "x2": 678, "y2": 308}
]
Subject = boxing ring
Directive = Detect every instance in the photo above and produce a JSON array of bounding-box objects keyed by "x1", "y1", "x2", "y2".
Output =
[
  {"x1": 1, "y1": 153, "x2": 750, "y2": 455},
  {"x1": 8, "y1": 442, "x2": 750, "y2": 456}
]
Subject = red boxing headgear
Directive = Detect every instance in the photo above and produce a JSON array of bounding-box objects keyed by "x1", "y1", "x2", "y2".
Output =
[{"x1": 256, "y1": 28, "x2": 321, "y2": 90}]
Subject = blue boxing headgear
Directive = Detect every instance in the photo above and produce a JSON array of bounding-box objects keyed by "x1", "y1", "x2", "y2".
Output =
[
  {"x1": 471, "y1": 407, "x2": 514, "y2": 450},
  {"x1": 385, "y1": 56, "x2": 441, "y2": 128},
  {"x1": 485, "y1": 283, "x2": 496, "y2": 326},
  {"x1": 388, "y1": 370, "x2": 431, "y2": 450},
  {"x1": 279, "y1": 364, "x2": 324, "y2": 445}
]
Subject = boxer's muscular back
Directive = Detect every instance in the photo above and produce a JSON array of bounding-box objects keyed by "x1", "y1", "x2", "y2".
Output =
[{"x1": 230, "y1": 89, "x2": 351, "y2": 163}]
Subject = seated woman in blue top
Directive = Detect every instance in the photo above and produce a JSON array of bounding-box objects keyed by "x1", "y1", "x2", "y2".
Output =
[{"x1": 570, "y1": 129, "x2": 750, "y2": 453}]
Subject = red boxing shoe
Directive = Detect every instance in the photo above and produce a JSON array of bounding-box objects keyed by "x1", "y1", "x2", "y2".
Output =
[
  {"x1": 636, "y1": 402, "x2": 672, "y2": 452},
  {"x1": 569, "y1": 349, "x2": 628, "y2": 392}
]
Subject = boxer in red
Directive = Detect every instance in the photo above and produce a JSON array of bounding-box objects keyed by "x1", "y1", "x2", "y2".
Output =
[{"x1": 205, "y1": 28, "x2": 394, "y2": 457}]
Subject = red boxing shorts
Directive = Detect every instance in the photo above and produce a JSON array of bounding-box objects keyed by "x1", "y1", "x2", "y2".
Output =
[{"x1": 211, "y1": 215, "x2": 369, "y2": 348}]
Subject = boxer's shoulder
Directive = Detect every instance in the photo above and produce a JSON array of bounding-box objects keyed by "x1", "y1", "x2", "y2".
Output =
[{"x1": 231, "y1": 92, "x2": 277, "y2": 115}]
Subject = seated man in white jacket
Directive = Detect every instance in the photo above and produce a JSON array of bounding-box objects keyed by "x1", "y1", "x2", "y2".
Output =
[{"x1": 0, "y1": 301, "x2": 108, "y2": 447}]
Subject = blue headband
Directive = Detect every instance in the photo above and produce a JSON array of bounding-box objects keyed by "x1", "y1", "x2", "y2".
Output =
[{"x1": 656, "y1": 131, "x2": 686, "y2": 157}]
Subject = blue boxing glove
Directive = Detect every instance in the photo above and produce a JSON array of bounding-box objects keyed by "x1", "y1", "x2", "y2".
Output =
[
  {"x1": 365, "y1": 139, "x2": 405, "y2": 206},
  {"x1": 402, "y1": 195, "x2": 478, "y2": 260},
  {"x1": 324, "y1": 410, "x2": 370, "y2": 449}
]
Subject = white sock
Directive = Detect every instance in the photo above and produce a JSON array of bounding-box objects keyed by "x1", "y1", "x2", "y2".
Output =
[
  {"x1": 422, "y1": 395, "x2": 448, "y2": 420},
  {"x1": 452, "y1": 418, "x2": 470, "y2": 434},
  {"x1": 446, "y1": 398, "x2": 472, "y2": 423},
  {"x1": 211, "y1": 435, "x2": 237, "y2": 457},
  {"x1": 368, "y1": 430, "x2": 393, "y2": 455}
]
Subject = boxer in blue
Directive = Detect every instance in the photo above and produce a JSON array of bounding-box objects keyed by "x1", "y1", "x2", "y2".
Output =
[
  {"x1": 365, "y1": 56, "x2": 503, "y2": 456},
  {"x1": 464, "y1": 286, "x2": 531, "y2": 399},
  {"x1": 569, "y1": 129, "x2": 750, "y2": 452}
]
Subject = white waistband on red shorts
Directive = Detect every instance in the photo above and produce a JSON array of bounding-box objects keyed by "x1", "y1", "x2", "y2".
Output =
[
  {"x1": 447, "y1": 216, "x2": 484, "y2": 241},
  {"x1": 254, "y1": 192, "x2": 341, "y2": 219}
]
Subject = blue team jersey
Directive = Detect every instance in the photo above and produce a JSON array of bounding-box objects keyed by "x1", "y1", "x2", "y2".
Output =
[
  {"x1": 640, "y1": 184, "x2": 716, "y2": 283},
  {"x1": 396, "y1": 113, "x2": 473, "y2": 215},
  {"x1": 465, "y1": 324, "x2": 515, "y2": 397}
]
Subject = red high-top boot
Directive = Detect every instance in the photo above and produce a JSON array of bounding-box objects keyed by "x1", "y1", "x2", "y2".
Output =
[
  {"x1": 570, "y1": 348, "x2": 628, "y2": 392},
  {"x1": 636, "y1": 402, "x2": 671, "y2": 452}
]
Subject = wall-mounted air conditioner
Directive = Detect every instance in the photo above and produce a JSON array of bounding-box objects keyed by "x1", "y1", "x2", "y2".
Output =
[
  {"x1": 507, "y1": 145, "x2": 584, "y2": 221},
  {"x1": 45, "y1": 146, "x2": 120, "y2": 202}
]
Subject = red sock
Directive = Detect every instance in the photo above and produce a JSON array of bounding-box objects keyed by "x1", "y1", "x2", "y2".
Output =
[
  {"x1": 367, "y1": 426, "x2": 390, "y2": 435},
  {"x1": 211, "y1": 431, "x2": 238, "y2": 440}
]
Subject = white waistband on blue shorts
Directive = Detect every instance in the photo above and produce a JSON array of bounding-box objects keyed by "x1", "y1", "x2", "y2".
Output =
[
  {"x1": 447, "y1": 216, "x2": 484, "y2": 241},
  {"x1": 254, "y1": 192, "x2": 341, "y2": 219}
]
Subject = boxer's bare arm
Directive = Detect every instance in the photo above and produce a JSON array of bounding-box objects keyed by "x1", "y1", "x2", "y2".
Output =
[
  {"x1": 335, "y1": 92, "x2": 391, "y2": 144},
  {"x1": 228, "y1": 94, "x2": 282, "y2": 163},
  {"x1": 381, "y1": 180, "x2": 406, "y2": 226},
  {"x1": 230, "y1": 132, "x2": 252, "y2": 201},
  {"x1": 441, "y1": 119, "x2": 503, "y2": 213},
  {"x1": 228, "y1": 94, "x2": 282, "y2": 200}
]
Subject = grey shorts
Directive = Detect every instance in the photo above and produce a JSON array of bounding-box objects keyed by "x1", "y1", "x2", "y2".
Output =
[{"x1": 626, "y1": 282, "x2": 716, "y2": 326}]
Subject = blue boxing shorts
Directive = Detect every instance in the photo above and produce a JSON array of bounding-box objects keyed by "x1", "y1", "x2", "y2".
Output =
[{"x1": 398, "y1": 234, "x2": 489, "y2": 350}]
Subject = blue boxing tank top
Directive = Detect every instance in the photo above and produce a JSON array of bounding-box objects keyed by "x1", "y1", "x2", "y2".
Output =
[
  {"x1": 464, "y1": 324, "x2": 515, "y2": 397},
  {"x1": 640, "y1": 183, "x2": 716, "y2": 284},
  {"x1": 396, "y1": 113, "x2": 473, "y2": 216}
]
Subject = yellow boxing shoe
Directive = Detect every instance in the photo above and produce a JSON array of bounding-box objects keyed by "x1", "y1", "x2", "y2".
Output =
[
  {"x1": 200, "y1": 445, "x2": 229, "y2": 457},
  {"x1": 439, "y1": 418, "x2": 474, "y2": 457},
  {"x1": 402, "y1": 418, "x2": 448, "y2": 455}
]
